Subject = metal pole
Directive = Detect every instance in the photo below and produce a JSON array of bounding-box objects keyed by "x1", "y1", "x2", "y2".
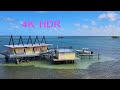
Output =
[
  {"x1": 18, "y1": 36, "x2": 24, "y2": 46},
  {"x1": 9, "y1": 35, "x2": 14, "y2": 46}
]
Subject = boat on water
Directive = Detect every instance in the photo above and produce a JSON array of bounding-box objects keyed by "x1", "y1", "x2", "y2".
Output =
[
  {"x1": 58, "y1": 36, "x2": 64, "y2": 38},
  {"x1": 111, "y1": 30, "x2": 119, "y2": 38},
  {"x1": 75, "y1": 48, "x2": 100, "y2": 60},
  {"x1": 76, "y1": 48, "x2": 93, "y2": 54},
  {"x1": 112, "y1": 36, "x2": 119, "y2": 38}
]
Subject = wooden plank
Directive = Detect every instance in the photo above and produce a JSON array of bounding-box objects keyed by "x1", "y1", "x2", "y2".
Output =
[{"x1": 78, "y1": 54, "x2": 97, "y2": 56}]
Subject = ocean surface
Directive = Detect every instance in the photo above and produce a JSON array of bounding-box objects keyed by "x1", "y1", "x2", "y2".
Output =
[{"x1": 0, "y1": 36, "x2": 120, "y2": 79}]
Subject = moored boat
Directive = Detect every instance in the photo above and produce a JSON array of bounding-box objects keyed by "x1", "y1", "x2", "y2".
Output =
[{"x1": 112, "y1": 36, "x2": 119, "y2": 38}]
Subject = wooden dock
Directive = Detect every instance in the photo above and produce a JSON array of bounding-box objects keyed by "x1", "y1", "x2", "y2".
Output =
[{"x1": 77, "y1": 53, "x2": 100, "y2": 60}]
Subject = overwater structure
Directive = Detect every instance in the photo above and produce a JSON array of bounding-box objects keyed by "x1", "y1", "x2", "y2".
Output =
[
  {"x1": 2, "y1": 36, "x2": 99, "y2": 64},
  {"x1": 3, "y1": 35, "x2": 52, "y2": 63}
]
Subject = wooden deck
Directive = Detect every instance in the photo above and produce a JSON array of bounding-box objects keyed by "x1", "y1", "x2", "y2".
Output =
[
  {"x1": 9, "y1": 53, "x2": 40, "y2": 58},
  {"x1": 77, "y1": 53, "x2": 100, "y2": 59}
]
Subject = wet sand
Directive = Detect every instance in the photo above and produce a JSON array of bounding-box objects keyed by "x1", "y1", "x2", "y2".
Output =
[{"x1": 0, "y1": 60, "x2": 120, "y2": 79}]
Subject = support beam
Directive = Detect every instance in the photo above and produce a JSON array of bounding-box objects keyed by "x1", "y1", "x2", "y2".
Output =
[
  {"x1": 34, "y1": 36, "x2": 40, "y2": 45},
  {"x1": 27, "y1": 36, "x2": 33, "y2": 46},
  {"x1": 9, "y1": 35, "x2": 14, "y2": 46},
  {"x1": 18, "y1": 36, "x2": 24, "y2": 46},
  {"x1": 41, "y1": 36, "x2": 47, "y2": 44}
]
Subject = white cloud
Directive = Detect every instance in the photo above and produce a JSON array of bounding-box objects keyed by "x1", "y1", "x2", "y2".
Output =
[
  {"x1": 49, "y1": 28, "x2": 64, "y2": 33},
  {"x1": 0, "y1": 17, "x2": 16, "y2": 22},
  {"x1": 82, "y1": 25, "x2": 88, "y2": 29},
  {"x1": 49, "y1": 29, "x2": 53, "y2": 32},
  {"x1": 98, "y1": 13, "x2": 106, "y2": 19},
  {"x1": 74, "y1": 23, "x2": 80, "y2": 27},
  {"x1": 74, "y1": 24, "x2": 120, "y2": 36},
  {"x1": 10, "y1": 24, "x2": 19, "y2": 29},
  {"x1": 91, "y1": 20, "x2": 96, "y2": 25},
  {"x1": 54, "y1": 28, "x2": 58, "y2": 31},
  {"x1": 20, "y1": 21, "x2": 24, "y2": 25},
  {"x1": 98, "y1": 11, "x2": 119, "y2": 21},
  {"x1": 12, "y1": 25, "x2": 19, "y2": 29}
]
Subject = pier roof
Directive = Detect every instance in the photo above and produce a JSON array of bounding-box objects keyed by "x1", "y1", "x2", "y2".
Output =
[
  {"x1": 57, "y1": 49, "x2": 74, "y2": 53},
  {"x1": 4, "y1": 43, "x2": 52, "y2": 48}
]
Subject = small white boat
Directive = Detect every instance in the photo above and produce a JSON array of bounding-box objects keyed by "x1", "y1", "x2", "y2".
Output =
[{"x1": 76, "y1": 48, "x2": 93, "y2": 54}]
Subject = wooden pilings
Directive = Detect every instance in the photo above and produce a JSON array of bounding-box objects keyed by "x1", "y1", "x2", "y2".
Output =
[
  {"x1": 80, "y1": 54, "x2": 100, "y2": 60},
  {"x1": 98, "y1": 54, "x2": 100, "y2": 60}
]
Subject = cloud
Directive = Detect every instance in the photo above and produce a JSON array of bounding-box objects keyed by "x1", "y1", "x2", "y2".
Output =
[
  {"x1": 74, "y1": 24, "x2": 120, "y2": 36},
  {"x1": 82, "y1": 25, "x2": 88, "y2": 29},
  {"x1": 11, "y1": 25, "x2": 19, "y2": 29},
  {"x1": 8, "y1": 22, "x2": 20, "y2": 29},
  {"x1": 53, "y1": 28, "x2": 58, "y2": 31},
  {"x1": 0, "y1": 17, "x2": 16, "y2": 22},
  {"x1": 98, "y1": 11, "x2": 119, "y2": 21},
  {"x1": 98, "y1": 13, "x2": 106, "y2": 19},
  {"x1": 10, "y1": 23, "x2": 19, "y2": 29},
  {"x1": 74, "y1": 23, "x2": 80, "y2": 27},
  {"x1": 20, "y1": 21, "x2": 24, "y2": 25},
  {"x1": 60, "y1": 28, "x2": 64, "y2": 31},
  {"x1": 49, "y1": 29, "x2": 53, "y2": 32},
  {"x1": 49, "y1": 28, "x2": 64, "y2": 33},
  {"x1": 91, "y1": 20, "x2": 96, "y2": 25}
]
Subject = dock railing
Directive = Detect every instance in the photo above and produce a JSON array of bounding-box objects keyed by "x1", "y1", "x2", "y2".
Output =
[{"x1": 77, "y1": 53, "x2": 100, "y2": 60}]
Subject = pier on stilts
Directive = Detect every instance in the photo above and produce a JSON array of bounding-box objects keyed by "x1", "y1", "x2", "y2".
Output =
[
  {"x1": 1, "y1": 36, "x2": 100, "y2": 64},
  {"x1": 2, "y1": 35, "x2": 52, "y2": 64}
]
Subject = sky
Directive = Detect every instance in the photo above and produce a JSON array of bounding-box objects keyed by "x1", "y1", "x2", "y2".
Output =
[{"x1": 0, "y1": 11, "x2": 120, "y2": 36}]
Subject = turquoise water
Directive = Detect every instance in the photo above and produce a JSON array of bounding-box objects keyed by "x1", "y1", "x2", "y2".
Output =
[
  {"x1": 0, "y1": 36, "x2": 118, "y2": 69},
  {"x1": 0, "y1": 36, "x2": 120, "y2": 78},
  {"x1": 0, "y1": 36, "x2": 120, "y2": 60}
]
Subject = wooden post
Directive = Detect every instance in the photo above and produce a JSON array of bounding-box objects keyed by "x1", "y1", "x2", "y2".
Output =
[
  {"x1": 5, "y1": 56, "x2": 9, "y2": 62},
  {"x1": 16, "y1": 58, "x2": 20, "y2": 64},
  {"x1": 98, "y1": 54, "x2": 100, "y2": 60},
  {"x1": 81, "y1": 56, "x2": 82, "y2": 59},
  {"x1": 89, "y1": 56, "x2": 90, "y2": 60}
]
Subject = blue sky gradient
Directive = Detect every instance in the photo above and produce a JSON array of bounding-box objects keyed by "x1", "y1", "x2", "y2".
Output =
[{"x1": 0, "y1": 11, "x2": 120, "y2": 36}]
